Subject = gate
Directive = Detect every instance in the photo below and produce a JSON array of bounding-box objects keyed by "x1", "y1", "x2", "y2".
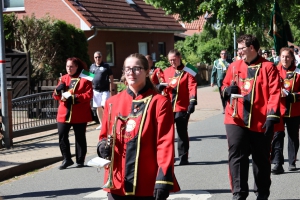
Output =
[{"x1": 5, "y1": 50, "x2": 30, "y2": 98}]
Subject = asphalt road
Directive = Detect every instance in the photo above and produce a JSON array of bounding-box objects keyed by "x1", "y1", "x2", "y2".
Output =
[{"x1": 0, "y1": 114, "x2": 300, "y2": 200}]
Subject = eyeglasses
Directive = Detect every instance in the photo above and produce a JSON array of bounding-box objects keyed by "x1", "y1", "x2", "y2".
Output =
[
  {"x1": 237, "y1": 46, "x2": 248, "y2": 51},
  {"x1": 124, "y1": 67, "x2": 144, "y2": 74},
  {"x1": 221, "y1": 53, "x2": 227, "y2": 55},
  {"x1": 94, "y1": 56, "x2": 102, "y2": 59}
]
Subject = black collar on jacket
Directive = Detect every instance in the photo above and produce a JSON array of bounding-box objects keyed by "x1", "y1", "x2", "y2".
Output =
[{"x1": 127, "y1": 82, "x2": 150, "y2": 97}]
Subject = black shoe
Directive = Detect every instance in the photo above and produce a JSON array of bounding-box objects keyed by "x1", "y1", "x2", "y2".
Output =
[
  {"x1": 232, "y1": 193, "x2": 247, "y2": 200},
  {"x1": 59, "y1": 159, "x2": 74, "y2": 170},
  {"x1": 179, "y1": 160, "x2": 189, "y2": 165},
  {"x1": 256, "y1": 194, "x2": 269, "y2": 200},
  {"x1": 271, "y1": 164, "x2": 284, "y2": 174},
  {"x1": 76, "y1": 163, "x2": 84, "y2": 168},
  {"x1": 288, "y1": 164, "x2": 296, "y2": 171}
]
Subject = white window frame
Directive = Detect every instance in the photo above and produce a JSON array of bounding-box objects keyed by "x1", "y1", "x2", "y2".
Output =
[
  {"x1": 2, "y1": 0, "x2": 25, "y2": 12},
  {"x1": 106, "y1": 42, "x2": 114, "y2": 66},
  {"x1": 138, "y1": 42, "x2": 148, "y2": 56}
]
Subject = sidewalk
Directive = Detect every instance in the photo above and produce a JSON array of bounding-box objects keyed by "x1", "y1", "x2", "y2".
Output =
[{"x1": 0, "y1": 85, "x2": 223, "y2": 182}]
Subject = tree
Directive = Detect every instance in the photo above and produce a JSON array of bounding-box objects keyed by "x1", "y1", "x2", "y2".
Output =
[
  {"x1": 3, "y1": 13, "x2": 90, "y2": 85},
  {"x1": 144, "y1": 0, "x2": 299, "y2": 28}
]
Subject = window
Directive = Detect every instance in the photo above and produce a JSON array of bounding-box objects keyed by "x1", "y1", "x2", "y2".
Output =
[
  {"x1": 138, "y1": 42, "x2": 148, "y2": 56},
  {"x1": 2, "y1": 0, "x2": 25, "y2": 12},
  {"x1": 106, "y1": 42, "x2": 114, "y2": 66},
  {"x1": 158, "y1": 42, "x2": 165, "y2": 57}
]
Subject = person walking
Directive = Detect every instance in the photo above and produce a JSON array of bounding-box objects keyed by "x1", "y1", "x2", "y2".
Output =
[
  {"x1": 145, "y1": 55, "x2": 165, "y2": 87},
  {"x1": 162, "y1": 49, "x2": 197, "y2": 165},
  {"x1": 53, "y1": 57, "x2": 93, "y2": 169},
  {"x1": 90, "y1": 51, "x2": 114, "y2": 130},
  {"x1": 222, "y1": 34, "x2": 281, "y2": 200},
  {"x1": 97, "y1": 53, "x2": 180, "y2": 199},
  {"x1": 211, "y1": 50, "x2": 230, "y2": 113},
  {"x1": 269, "y1": 48, "x2": 280, "y2": 65},
  {"x1": 271, "y1": 47, "x2": 300, "y2": 174}
]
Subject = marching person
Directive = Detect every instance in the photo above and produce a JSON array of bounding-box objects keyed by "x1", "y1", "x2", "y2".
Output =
[
  {"x1": 162, "y1": 49, "x2": 197, "y2": 165},
  {"x1": 271, "y1": 47, "x2": 300, "y2": 174},
  {"x1": 211, "y1": 50, "x2": 230, "y2": 113},
  {"x1": 97, "y1": 53, "x2": 180, "y2": 199},
  {"x1": 222, "y1": 34, "x2": 281, "y2": 200},
  {"x1": 145, "y1": 54, "x2": 165, "y2": 86},
  {"x1": 53, "y1": 57, "x2": 93, "y2": 169},
  {"x1": 269, "y1": 48, "x2": 280, "y2": 66},
  {"x1": 262, "y1": 50, "x2": 270, "y2": 60},
  {"x1": 90, "y1": 51, "x2": 114, "y2": 130}
]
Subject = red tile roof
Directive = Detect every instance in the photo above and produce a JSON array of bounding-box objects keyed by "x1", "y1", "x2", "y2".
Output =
[
  {"x1": 68, "y1": 0, "x2": 185, "y2": 32},
  {"x1": 173, "y1": 14, "x2": 210, "y2": 36}
]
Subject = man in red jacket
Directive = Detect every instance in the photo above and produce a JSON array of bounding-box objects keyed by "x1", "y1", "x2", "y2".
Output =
[
  {"x1": 162, "y1": 50, "x2": 197, "y2": 165},
  {"x1": 221, "y1": 35, "x2": 281, "y2": 200}
]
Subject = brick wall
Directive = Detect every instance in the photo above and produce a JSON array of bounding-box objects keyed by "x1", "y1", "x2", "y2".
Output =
[{"x1": 13, "y1": 0, "x2": 81, "y2": 28}]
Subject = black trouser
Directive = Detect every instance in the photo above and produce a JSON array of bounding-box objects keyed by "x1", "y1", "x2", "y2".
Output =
[
  {"x1": 218, "y1": 86, "x2": 226, "y2": 110},
  {"x1": 57, "y1": 122, "x2": 87, "y2": 164},
  {"x1": 174, "y1": 113, "x2": 190, "y2": 161},
  {"x1": 108, "y1": 193, "x2": 154, "y2": 200},
  {"x1": 271, "y1": 116, "x2": 300, "y2": 166},
  {"x1": 226, "y1": 124, "x2": 272, "y2": 198}
]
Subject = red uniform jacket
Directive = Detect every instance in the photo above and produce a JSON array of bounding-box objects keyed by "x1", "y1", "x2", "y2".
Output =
[
  {"x1": 150, "y1": 67, "x2": 165, "y2": 85},
  {"x1": 221, "y1": 56, "x2": 281, "y2": 133},
  {"x1": 275, "y1": 64, "x2": 300, "y2": 131},
  {"x1": 163, "y1": 64, "x2": 197, "y2": 112},
  {"x1": 53, "y1": 74, "x2": 93, "y2": 123},
  {"x1": 99, "y1": 85, "x2": 180, "y2": 196}
]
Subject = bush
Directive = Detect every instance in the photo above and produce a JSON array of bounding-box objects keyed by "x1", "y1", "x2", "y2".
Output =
[{"x1": 3, "y1": 13, "x2": 90, "y2": 84}]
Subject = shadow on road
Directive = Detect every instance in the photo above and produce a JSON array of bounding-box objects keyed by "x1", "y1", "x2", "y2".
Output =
[{"x1": 176, "y1": 160, "x2": 228, "y2": 166}]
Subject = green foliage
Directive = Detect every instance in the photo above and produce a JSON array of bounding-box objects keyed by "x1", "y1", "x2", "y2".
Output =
[
  {"x1": 197, "y1": 38, "x2": 226, "y2": 64},
  {"x1": 155, "y1": 55, "x2": 170, "y2": 70},
  {"x1": 290, "y1": 24, "x2": 300, "y2": 46},
  {"x1": 51, "y1": 20, "x2": 90, "y2": 77},
  {"x1": 145, "y1": 0, "x2": 299, "y2": 29},
  {"x1": 3, "y1": 13, "x2": 17, "y2": 46},
  {"x1": 3, "y1": 13, "x2": 90, "y2": 84},
  {"x1": 117, "y1": 82, "x2": 127, "y2": 92}
]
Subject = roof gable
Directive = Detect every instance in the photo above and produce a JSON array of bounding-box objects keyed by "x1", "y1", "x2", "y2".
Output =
[
  {"x1": 173, "y1": 14, "x2": 208, "y2": 36},
  {"x1": 68, "y1": 0, "x2": 185, "y2": 32}
]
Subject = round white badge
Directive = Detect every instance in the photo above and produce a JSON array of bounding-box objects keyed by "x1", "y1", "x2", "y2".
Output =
[
  {"x1": 243, "y1": 81, "x2": 251, "y2": 90},
  {"x1": 125, "y1": 119, "x2": 136, "y2": 132},
  {"x1": 100, "y1": 67, "x2": 104, "y2": 71}
]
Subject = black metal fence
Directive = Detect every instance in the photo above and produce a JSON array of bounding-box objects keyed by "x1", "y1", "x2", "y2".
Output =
[{"x1": 12, "y1": 91, "x2": 58, "y2": 137}]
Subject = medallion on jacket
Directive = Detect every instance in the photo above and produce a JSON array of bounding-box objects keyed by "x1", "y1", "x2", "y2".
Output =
[{"x1": 65, "y1": 78, "x2": 80, "y2": 122}]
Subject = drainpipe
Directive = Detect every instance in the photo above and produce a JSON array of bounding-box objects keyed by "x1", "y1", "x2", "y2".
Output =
[{"x1": 87, "y1": 26, "x2": 98, "y2": 41}]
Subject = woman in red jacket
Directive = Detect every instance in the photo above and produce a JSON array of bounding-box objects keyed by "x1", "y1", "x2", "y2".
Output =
[
  {"x1": 271, "y1": 47, "x2": 300, "y2": 174},
  {"x1": 97, "y1": 53, "x2": 180, "y2": 200},
  {"x1": 53, "y1": 57, "x2": 93, "y2": 170}
]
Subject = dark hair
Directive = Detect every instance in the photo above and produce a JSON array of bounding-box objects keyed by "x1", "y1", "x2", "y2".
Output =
[
  {"x1": 280, "y1": 47, "x2": 295, "y2": 67},
  {"x1": 168, "y1": 49, "x2": 181, "y2": 57},
  {"x1": 168, "y1": 49, "x2": 183, "y2": 66},
  {"x1": 66, "y1": 57, "x2": 88, "y2": 75},
  {"x1": 123, "y1": 53, "x2": 157, "y2": 91},
  {"x1": 237, "y1": 34, "x2": 260, "y2": 52},
  {"x1": 145, "y1": 55, "x2": 153, "y2": 61}
]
